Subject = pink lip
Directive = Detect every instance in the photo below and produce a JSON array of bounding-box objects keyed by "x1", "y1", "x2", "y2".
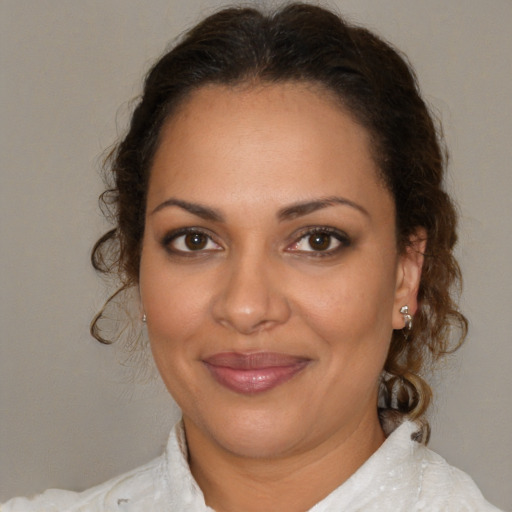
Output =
[{"x1": 203, "y1": 352, "x2": 310, "y2": 395}]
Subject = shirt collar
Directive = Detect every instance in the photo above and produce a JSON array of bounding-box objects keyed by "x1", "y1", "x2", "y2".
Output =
[{"x1": 163, "y1": 419, "x2": 422, "y2": 511}]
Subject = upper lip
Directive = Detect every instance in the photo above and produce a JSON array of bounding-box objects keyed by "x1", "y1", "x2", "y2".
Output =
[{"x1": 203, "y1": 352, "x2": 310, "y2": 369}]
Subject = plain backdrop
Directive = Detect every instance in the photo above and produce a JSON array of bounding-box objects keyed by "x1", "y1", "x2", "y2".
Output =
[{"x1": 1, "y1": 0, "x2": 511, "y2": 509}]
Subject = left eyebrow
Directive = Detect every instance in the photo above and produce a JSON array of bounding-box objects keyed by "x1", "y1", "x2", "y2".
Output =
[
  {"x1": 150, "y1": 198, "x2": 224, "y2": 222},
  {"x1": 277, "y1": 196, "x2": 369, "y2": 221}
]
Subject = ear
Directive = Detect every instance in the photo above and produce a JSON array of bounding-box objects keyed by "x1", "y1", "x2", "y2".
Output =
[{"x1": 392, "y1": 228, "x2": 427, "y2": 330}]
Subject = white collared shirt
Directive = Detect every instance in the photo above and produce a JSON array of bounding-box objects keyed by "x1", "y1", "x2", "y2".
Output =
[{"x1": 2, "y1": 420, "x2": 501, "y2": 511}]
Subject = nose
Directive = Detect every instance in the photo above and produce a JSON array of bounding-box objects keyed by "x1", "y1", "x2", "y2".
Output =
[{"x1": 211, "y1": 253, "x2": 291, "y2": 335}]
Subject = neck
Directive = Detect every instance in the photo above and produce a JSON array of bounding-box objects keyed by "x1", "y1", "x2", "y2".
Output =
[{"x1": 185, "y1": 410, "x2": 385, "y2": 512}]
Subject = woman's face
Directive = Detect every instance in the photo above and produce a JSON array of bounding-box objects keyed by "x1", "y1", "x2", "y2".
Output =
[{"x1": 140, "y1": 82, "x2": 421, "y2": 459}]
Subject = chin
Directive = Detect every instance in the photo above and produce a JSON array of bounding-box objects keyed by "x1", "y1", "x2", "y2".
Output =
[
  {"x1": 219, "y1": 421, "x2": 305, "y2": 459},
  {"x1": 190, "y1": 404, "x2": 312, "y2": 459}
]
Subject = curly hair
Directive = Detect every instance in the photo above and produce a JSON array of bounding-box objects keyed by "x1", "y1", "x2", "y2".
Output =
[{"x1": 91, "y1": 2, "x2": 467, "y2": 436}]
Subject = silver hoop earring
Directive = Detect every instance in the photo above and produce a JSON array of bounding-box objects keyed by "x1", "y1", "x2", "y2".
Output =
[
  {"x1": 142, "y1": 313, "x2": 147, "y2": 323},
  {"x1": 400, "y1": 306, "x2": 413, "y2": 330}
]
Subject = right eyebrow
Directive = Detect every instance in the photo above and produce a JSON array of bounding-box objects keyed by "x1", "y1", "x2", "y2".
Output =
[
  {"x1": 277, "y1": 196, "x2": 369, "y2": 221},
  {"x1": 150, "y1": 198, "x2": 224, "y2": 222}
]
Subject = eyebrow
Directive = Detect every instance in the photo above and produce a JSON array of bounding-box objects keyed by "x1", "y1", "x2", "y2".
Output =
[
  {"x1": 150, "y1": 195, "x2": 368, "y2": 222},
  {"x1": 277, "y1": 196, "x2": 369, "y2": 221},
  {"x1": 150, "y1": 198, "x2": 224, "y2": 222}
]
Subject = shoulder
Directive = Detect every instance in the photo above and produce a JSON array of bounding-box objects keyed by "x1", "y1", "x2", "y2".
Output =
[
  {"x1": 299, "y1": 421, "x2": 503, "y2": 512},
  {"x1": 411, "y1": 438, "x2": 502, "y2": 511},
  {"x1": 1, "y1": 456, "x2": 168, "y2": 512},
  {"x1": 1, "y1": 421, "x2": 209, "y2": 512}
]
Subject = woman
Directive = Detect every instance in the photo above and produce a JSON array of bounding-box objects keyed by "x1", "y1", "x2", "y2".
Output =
[{"x1": 2, "y1": 3, "x2": 502, "y2": 511}]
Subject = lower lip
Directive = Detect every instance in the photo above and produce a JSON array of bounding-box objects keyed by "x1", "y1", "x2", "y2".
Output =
[{"x1": 204, "y1": 362, "x2": 309, "y2": 395}]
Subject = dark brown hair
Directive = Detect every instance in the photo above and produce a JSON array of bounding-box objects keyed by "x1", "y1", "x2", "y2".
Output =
[{"x1": 92, "y1": 3, "x2": 467, "y2": 434}]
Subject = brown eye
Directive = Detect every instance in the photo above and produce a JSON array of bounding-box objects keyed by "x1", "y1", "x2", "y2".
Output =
[
  {"x1": 286, "y1": 227, "x2": 350, "y2": 255},
  {"x1": 163, "y1": 229, "x2": 222, "y2": 254},
  {"x1": 308, "y1": 233, "x2": 331, "y2": 251},
  {"x1": 185, "y1": 232, "x2": 208, "y2": 250}
]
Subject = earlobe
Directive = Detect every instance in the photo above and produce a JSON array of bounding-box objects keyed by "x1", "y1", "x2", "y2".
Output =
[{"x1": 392, "y1": 229, "x2": 427, "y2": 330}]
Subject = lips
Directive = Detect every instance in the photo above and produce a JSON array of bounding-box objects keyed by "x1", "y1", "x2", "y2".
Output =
[{"x1": 203, "y1": 352, "x2": 310, "y2": 395}]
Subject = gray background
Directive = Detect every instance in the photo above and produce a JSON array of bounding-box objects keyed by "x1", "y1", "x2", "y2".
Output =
[{"x1": 1, "y1": 0, "x2": 511, "y2": 509}]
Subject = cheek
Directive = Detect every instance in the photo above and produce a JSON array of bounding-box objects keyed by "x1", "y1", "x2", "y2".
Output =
[
  {"x1": 140, "y1": 265, "x2": 213, "y2": 405},
  {"x1": 290, "y1": 257, "x2": 397, "y2": 399},
  {"x1": 139, "y1": 252, "x2": 213, "y2": 359},
  {"x1": 292, "y1": 256, "x2": 397, "y2": 344}
]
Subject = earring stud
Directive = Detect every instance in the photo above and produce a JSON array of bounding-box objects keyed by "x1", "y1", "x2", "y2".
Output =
[
  {"x1": 400, "y1": 305, "x2": 413, "y2": 330},
  {"x1": 142, "y1": 313, "x2": 147, "y2": 323}
]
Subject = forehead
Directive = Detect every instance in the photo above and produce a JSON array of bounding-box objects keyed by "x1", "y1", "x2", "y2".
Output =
[{"x1": 147, "y1": 82, "x2": 393, "y2": 217}]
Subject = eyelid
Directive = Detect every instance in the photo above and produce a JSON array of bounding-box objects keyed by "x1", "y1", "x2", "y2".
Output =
[
  {"x1": 161, "y1": 227, "x2": 223, "y2": 254},
  {"x1": 160, "y1": 225, "x2": 350, "y2": 257},
  {"x1": 286, "y1": 226, "x2": 351, "y2": 255}
]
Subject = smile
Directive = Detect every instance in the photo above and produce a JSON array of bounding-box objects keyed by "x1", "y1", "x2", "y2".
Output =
[{"x1": 203, "y1": 352, "x2": 311, "y2": 395}]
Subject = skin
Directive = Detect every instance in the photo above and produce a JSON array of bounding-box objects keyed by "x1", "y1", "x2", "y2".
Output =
[{"x1": 139, "y1": 82, "x2": 424, "y2": 512}]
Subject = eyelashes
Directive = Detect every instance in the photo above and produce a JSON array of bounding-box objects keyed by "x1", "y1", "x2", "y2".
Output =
[
  {"x1": 161, "y1": 226, "x2": 351, "y2": 258},
  {"x1": 286, "y1": 227, "x2": 351, "y2": 256},
  {"x1": 161, "y1": 228, "x2": 222, "y2": 256}
]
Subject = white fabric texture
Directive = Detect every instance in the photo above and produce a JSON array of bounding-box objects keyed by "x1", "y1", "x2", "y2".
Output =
[{"x1": 2, "y1": 420, "x2": 501, "y2": 511}]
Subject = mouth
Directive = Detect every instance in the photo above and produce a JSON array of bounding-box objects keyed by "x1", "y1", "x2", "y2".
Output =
[{"x1": 203, "y1": 352, "x2": 311, "y2": 395}]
